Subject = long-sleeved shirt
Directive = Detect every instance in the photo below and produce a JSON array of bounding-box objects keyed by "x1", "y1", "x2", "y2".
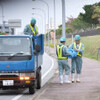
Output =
[
  {"x1": 69, "y1": 42, "x2": 84, "y2": 55},
  {"x1": 56, "y1": 44, "x2": 71, "y2": 57},
  {"x1": 24, "y1": 24, "x2": 38, "y2": 35}
]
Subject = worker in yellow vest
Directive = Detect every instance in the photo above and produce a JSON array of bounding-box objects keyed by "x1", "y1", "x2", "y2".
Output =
[
  {"x1": 69, "y1": 35, "x2": 84, "y2": 83},
  {"x1": 24, "y1": 18, "x2": 38, "y2": 35},
  {"x1": 56, "y1": 37, "x2": 71, "y2": 84}
]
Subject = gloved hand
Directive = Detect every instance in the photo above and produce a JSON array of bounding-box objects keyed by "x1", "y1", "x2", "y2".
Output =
[{"x1": 68, "y1": 48, "x2": 77, "y2": 59}]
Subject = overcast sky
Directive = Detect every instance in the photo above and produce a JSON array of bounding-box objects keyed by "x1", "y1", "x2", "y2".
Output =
[{"x1": 0, "y1": 0, "x2": 100, "y2": 34}]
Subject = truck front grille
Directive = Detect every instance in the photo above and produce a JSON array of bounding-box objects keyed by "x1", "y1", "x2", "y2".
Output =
[{"x1": 0, "y1": 75, "x2": 19, "y2": 80}]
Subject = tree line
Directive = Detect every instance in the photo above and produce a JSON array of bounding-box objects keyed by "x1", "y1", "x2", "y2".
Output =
[{"x1": 49, "y1": 2, "x2": 100, "y2": 37}]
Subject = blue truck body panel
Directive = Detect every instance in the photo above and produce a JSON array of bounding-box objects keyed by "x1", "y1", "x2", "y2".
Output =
[
  {"x1": 0, "y1": 57, "x2": 35, "y2": 72},
  {"x1": 0, "y1": 34, "x2": 44, "y2": 72},
  {"x1": 35, "y1": 34, "x2": 44, "y2": 55}
]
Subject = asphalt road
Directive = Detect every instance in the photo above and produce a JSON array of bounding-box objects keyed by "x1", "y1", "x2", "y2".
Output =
[{"x1": 0, "y1": 53, "x2": 57, "y2": 100}]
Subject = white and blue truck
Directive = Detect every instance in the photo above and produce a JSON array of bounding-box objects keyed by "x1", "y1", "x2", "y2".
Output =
[{"x1": 0, "y1": 34, "x2": 44, "y2": 94}]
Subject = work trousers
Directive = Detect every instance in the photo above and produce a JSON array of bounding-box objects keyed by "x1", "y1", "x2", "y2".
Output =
[
  {"x1": 71, "y1": 56, "x2": 82, "y2": 74},
  {"x1": 58, "y1": 59, "x2": 70, "y2": 76}
]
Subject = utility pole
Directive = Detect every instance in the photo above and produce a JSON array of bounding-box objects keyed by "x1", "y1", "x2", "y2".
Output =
[
  {"x1": 62, "y1": 0, "x2": 66, "y2": 37},
  {"x1": 50, "y1": 17, "x2": 52, "y2": 43},
  {"x1": 54, "y1": 0, "x2": 56, "y2": 50},
  {"x1": 0, "y1": 4, "x2": 5, "y2": 32}
]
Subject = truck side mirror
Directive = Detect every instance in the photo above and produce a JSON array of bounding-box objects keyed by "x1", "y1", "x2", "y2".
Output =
[{"x1": 36, "y1": 45, "x2": 41, "y2": 53}]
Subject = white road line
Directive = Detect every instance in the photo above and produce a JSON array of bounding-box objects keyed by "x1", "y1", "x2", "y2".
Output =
[
  {"x1": 42, "y1": 53, "x2": 54, "y2": 80},
  {"x1": 11, "y1": 95, "x2": 22, "y2": 100},
  {"x1": 11, "y1": 53, "x2": 54, "y2": 100}
]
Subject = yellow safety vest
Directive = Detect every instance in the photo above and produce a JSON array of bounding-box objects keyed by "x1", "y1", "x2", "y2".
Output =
[
  {"x1": 74, "y1": 42, "x2": 82, "y2": 57},
  {"x1": 29, "y1": 24, "x2": 38, "y2": 35},
  {"x1": 57, "y1": 45, "x2": 68, "y2": 59}
]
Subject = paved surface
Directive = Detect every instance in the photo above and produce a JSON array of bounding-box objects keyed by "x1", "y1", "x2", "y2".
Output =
[
  {"x1": 0, "y1": 53, "x2": 57, "y2": 100},
  {"x1": 34, "y1": 47, "x2": 100, "y2": 100}
]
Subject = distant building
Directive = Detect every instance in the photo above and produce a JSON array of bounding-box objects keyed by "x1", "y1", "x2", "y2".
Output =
[{"x1": 0, "y1": 24, "x2": 14, "y2": 35}]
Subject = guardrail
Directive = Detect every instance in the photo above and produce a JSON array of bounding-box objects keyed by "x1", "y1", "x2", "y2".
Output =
[{"x1": 97, "y1": 47, "x2": 100, "y2": 60}]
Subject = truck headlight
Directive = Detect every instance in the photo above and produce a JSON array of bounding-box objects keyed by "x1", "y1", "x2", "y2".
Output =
[
  {"x1": 19, "y1": 73, "x2": 36, "y2": 80},
  {"x1": 19, "y1": 76, "x2": 30, "y2": 80}
]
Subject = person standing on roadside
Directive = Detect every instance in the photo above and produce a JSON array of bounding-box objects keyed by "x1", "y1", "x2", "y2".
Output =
[
  {"x1": 56, "y1": 37, "x2": 71, "y2": 84},
  {"x1": 69, "y1": 35, "x2": 84, "y2": 83}
]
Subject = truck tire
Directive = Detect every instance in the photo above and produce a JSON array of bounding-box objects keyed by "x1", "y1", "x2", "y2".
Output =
[
  {"x1": 36, "y1": 67, "x2": 41, "y2": 89},
  {"x1": 29, "y1": 85, "x2": 36, "y2": 94}
]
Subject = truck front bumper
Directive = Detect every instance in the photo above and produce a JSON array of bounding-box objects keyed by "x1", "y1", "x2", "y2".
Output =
[{"x1": 0, "y1": 79, "x2": 36, "y2": 89}]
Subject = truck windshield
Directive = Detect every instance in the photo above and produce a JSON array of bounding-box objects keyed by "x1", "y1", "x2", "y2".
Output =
[{"x1": 0, "y1": 37, "x2": 32, "y2": 56}]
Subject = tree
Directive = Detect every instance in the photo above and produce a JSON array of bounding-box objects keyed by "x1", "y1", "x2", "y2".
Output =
[
  {"x1": 56, "y1": 27, "x2": 62, "y2": 36},
  {"x1": 80, "y1": 5, "x2": 98, "y2": 24},
  {"x1": 71, "y1": 18, "x2": 91, "y2": 31},
  {"x1": 0, "y1": 32, "x2": 8, "y2": 35},
  {"x1": 50, "y1": 29, "x2": 54, "y2": 32},
  {"x1": 66, "y1": 17, "x2": 75, "y2": 32},
  {"x1": 66, "y1": 27, "x2": 72, "y2": 34},
  {"x1": 56, "y1": 24, "x2": 72, "y2": 36},
  {"x1": 92, "y1": 5, "x2": 100, "y2": 23}
]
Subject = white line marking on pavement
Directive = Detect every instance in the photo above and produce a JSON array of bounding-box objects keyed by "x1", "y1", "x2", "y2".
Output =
[
  {"x1": 42, "y1": 53, "x2": 54, "y2": 80},
  {"x1": 11, "y1": 53, "x2": 54, "y2": 100},
  {"x1": 11, "y1": 95, "x2": 22, "y2": 100}
]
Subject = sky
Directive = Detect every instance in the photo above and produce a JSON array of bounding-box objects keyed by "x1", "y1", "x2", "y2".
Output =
[{"x1": 0, "y1": 0, "x2": 100, "y2": 34}]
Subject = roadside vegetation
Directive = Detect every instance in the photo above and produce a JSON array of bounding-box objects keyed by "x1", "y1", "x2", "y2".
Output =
[
  {"x1": 0, "y1": 32, "x2": 8, "y2": 35},
  {"x1": 45, "y1": 35, "x2": 100, "y2": 61},
  {"x1": 45, "y1": 1, "x2": 100, "y2": 61}
]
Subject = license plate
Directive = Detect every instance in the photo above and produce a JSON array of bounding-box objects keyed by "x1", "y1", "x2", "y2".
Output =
[{"x1": 3, "y1": 80, "x2": 14, "y2": 86}]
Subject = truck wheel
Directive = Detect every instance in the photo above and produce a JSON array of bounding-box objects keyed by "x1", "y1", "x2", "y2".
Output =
[
  {"x1": 29, "y1": 85, "x2": 36, "y2": 94},
  {"x1": 36, "y1": 67, "x2": 41, "y2": 89}
]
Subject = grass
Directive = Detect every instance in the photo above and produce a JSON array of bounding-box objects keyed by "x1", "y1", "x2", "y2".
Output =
[
  {"x1": 45, "y1": 43, "x2": 54, "y2": 48},
  {"x1": 68, "y1": 35, "x2": 100, "y2": 61},
  {"x1": 81, "y1": 35, "x2": 100, "y2": 61},
  {"x1": 45, "y1": 35, "x2": 100, "y2": 61}
]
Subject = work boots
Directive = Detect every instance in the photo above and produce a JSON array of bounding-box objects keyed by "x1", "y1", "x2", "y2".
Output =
[
  {"x1": 76, "y1": 74, "x2": 80, "y2": 83},
  {"x1": 59, "y1": 75, "x2": 63, "y2": 84},
  {"x1": 71, "y1": 74, "x2": 81, "y2": 83},
  {"x1": 64, "y1": 75, "x2": 71, "y2": 84},
  {"x1": 71, "y1": 74, "x2": 75, "y2": 83}
]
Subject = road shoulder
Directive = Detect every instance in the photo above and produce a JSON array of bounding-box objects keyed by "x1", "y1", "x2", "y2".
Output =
[{"x1": 33, "y1": 50, "x2": 100, "y2": 100}]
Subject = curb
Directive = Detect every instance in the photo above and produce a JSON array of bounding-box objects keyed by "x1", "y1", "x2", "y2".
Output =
[
  {"x1": 30, "y1": 75, "x2": 56, "y2": 100},
  {"x1": 30, "y1": 53, "x2": 57, "y2": 100}
]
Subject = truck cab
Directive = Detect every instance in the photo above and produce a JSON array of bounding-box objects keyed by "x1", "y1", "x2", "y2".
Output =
[{"x1": 0, "y1": 34, "x2": 44, "y2": 94}]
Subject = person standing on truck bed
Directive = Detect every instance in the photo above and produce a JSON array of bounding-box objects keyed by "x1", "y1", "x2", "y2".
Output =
[
  {"x1": 24, "y1": 18, "x2": 38, "y2": 35},
  {"x1": 56, "y1": 37, "x2": 71, "y2": 84}
]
